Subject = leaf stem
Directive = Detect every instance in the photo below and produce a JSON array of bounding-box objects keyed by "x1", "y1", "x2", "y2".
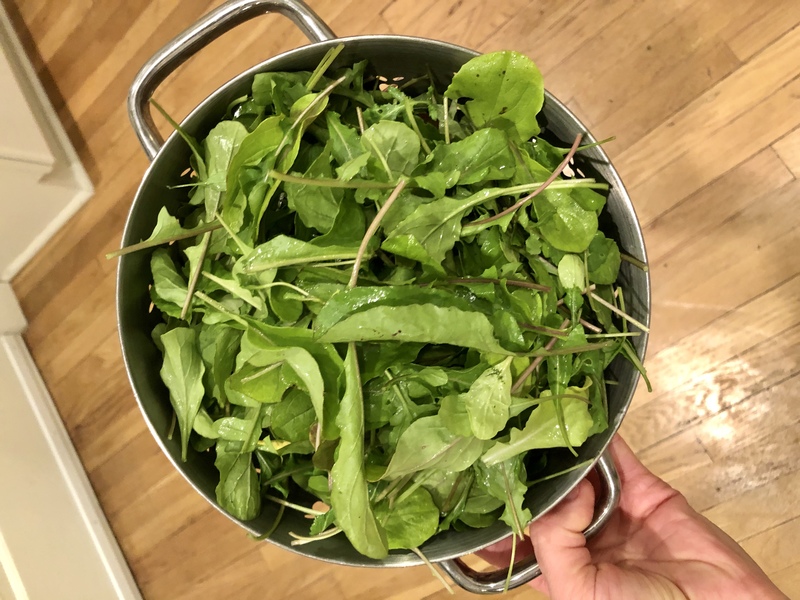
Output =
[
  {"x1": 267, "y1": 170, "x2": 396, "y2": 190},
  {"x1": 444, "y1": 277, "x2": 550, "y2": 292},
  {"x1": 289, "y1": 526, "x2": 343, "y2": 546},
  {"x1": 348, "y1": 179, "x2": 408, "y2": 288},
  {"x1": 240, "y1": 361, "x2": 283, "y2": 384},
  {"x1": 214, "y1": 210, "x2": 250, "y2": 255},
  {"x1": 443, "y1": 96, "x2": 450, "y2": 144},
  {"x1": 249, "y1": 504, "x2": 285, "y2": 541},
  {"x1": 105, "y1": 222, "x2": 222, "y2": 259},
  {"x1": 265, "y1": 494, "x2": 326, "y2": 516},
  {"x1": 620, "y1": 253, "x2": 649, "y2": 272},
  {"x1": 306, "y1": 43, "x2": 344, "y2": 91},
  {"x1": 589, "y1": 291, "x2": 649, "y2": 332},
  {"x1": 181, "y1": 231, "x2": 211, "y2": 320},
  {"x1": 468, "y1": 133, "x2": 583, "y2": 227},
  {"x1": 527, "y1": 460, "x2": 593, "y2": 486},
  {"x1": 411, "y1": 547, "x2": 454, "y2": 595},
  {"x1": 511, "y1": 318, "x2": 569, "y2": 393},
  {"x1": 356, "y1": 106, "x2": 366, "y2": 135},
  {"x1": 405, "y1": 99, "x2": 432, "y2": 154},
  {"x1": 194, "y1": 291, "x2": 248, "y2": 326}
]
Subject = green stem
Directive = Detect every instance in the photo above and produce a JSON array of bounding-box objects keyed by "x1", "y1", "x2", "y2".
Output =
[
  {"x1": 405, "y1": 99, "x2": 432, "y2": 154},
  {"x1": 249, "y1": 504, "x2": 285, "y2": 541},
  {"x1": 267, "y1": 170, "x2": 396, "y2": 190},
  {"x1": 620, "y1": 253, "x2": 649, "y2": 272},
  {"x1": 105, "y1": 222, "x2": 222, "y2": 259},
  {"x1": 306, "y1": 43, "x2": 344, "y2": 91},
  {"x1": 181, "y1": 231, "x2": 211, "y2": 320},
  {"x1": 589, "y1": 291, "x2": 649, "y2": 332},
  {"x1": 468, "y1": 133, "x2": 583, "y2": 227},
  {"x1": 264, "y1": 494, "x2": 325, "y2": 516},
  {"x1": 443, "y1": 96, "x2": 450, "y2": 144},
  {"x1": 348, "y1": 180, "x2": 408, "y2": 288},
  {"x1": 527, "y1": 460, "x2": 593, "y2": 486},
  {"x1": 194, "y1": 291, "x2": 248, "y2": 326}
]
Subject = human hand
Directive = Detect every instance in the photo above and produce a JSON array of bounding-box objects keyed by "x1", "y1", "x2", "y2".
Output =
[{"x1": 479, "y1": 436, "x2": 786, "y2": 600}]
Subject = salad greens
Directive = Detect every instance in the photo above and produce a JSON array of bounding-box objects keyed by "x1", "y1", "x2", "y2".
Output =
[{"x1": 115, "y1": 46, "x2": 649, "y2": 560}]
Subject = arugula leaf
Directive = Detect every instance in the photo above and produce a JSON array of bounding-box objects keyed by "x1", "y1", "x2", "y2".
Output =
[
  {"x1": 239, "y1": 236, "x2": 361, "y2": 273},
  {"x1": 462, "y1": 357, "x2": 514, "y2": 440},
  {"x1": 374, "y1": 487, "x2": 439, "y2": 550},
  {"x1": 215, "y1": 440, "x2": 260, "y2": 520},
  {"x1": 587, "y1": 231, "x2": 621, "y2": 284},
  {"x1": 444, "y1": 51, "x2": 544, "y2": 142},
  {"x1": 203, "y1": 121, "x2": 249, "y2": 217},
  {"x1": 318, "y1": 304, "x2": 514, "y2": 355},
  {"x1": 382, "y1": 415, "x2": 485, "y2": 479},
  {"x1": 330, "y1": 344, "x2": 388, "y2": 559},
  {"x1": 430, "y1": 128, "x2": 516, "y2": 186},
  {"x1": 482, "y1": 391, "x2": 593, "y2": 465},
  {"x1": 159, "y1": 328, "x2": 206, "y2": 461},
  {"x1": 362, "y1": 120, "x2": 421, "y2": 176}
]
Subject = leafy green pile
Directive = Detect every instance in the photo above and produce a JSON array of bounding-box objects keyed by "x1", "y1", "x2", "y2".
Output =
[{"x1": 118, "y1": 47, "x2": 649, "y2": 560}]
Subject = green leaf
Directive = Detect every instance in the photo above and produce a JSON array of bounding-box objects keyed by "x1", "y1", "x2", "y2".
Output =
[
  {"x1": 586, "y1": 231, "x2": 621, "y2": 285},
  {"x1": 271, "y1": 389, "x2": 316, "y2": 442},
  {"x1": 382, "y1": 415, "x2": 485, "y2": 479},
  {"x1": 558, "y1": 254, "x2": 585, "y2": 290},
  {"x1": 462, "y1": 357, "x2": 514, "y2": 440},
  {"x1": 430, "y1": 128, "x2": 516, "y2": 185},
  {"x1": 224, "y1": 116, "x2": 286, "y2": 215},
  {"x1": 238, "y1": 334, "x2": 327, "y2": 438},
  {"x1": 439, "y1": 394, "x2": 473, "y2": 437},
  {"x1": 362, "y1": 120, "x2": 420, "y2": 176},
  {"x1": 150, "y1": 249, "x2": 187, "y2": 319},
  {"x1": 199, "y1": 324, "x2": 241, "y2": 405},
  {"x1": 327, "y1": 111, "x2": 362, "y2": 165},
  {"x1": 159, "y1": 328, "x2": 206, "y2": 461},
  {"x1": 330, "y1": 344, "x2": 388, "y2": 559},
  {"x1": 473, "y1": 458, "x2": 531, "y2": 536},
  {"x1": 444, "y1": 51, "x2": 544, "y2": 142},
  {"x1": 203, "y1": 120, "x2": 249, "y2": 217},
  {"x1": 285, "y1": 145, "x2": 343, "y2": 233},
  {"x1": 534, "y1": 187, "x2": 598, "y2": 253},
  {"x1": 318, "y1": 304, "x2": 514, "y2": 355},
  {"x1": 239, "y1": 235, "x2": 361, "y2": 273},
  {"x1": 215, "y1": 440, "x2": 260, "y2": 520},
  {"x1": 381, "y1": 196, "x2": 465, "y2": 264},
  {"x1": 482, "y1": 392, "x2": 593, "y2": 466},
  {"x1": 374, "y1": 487, "x2": 439, "y2": 550},
  {"x1": 314, "y1": 285, "x2": 483, "y2": 338}
]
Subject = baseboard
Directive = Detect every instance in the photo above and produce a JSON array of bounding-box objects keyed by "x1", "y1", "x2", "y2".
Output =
[
  {"x1": 0, "y1": 1, "x2": 93, "y2": 282},
  {"x1": 0, "y1": 335, "x2": 142, "y2": 600}
]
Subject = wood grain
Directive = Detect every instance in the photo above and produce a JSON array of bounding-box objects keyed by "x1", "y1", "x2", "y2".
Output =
[{"x1": 6, "y1": 0, "x2": 800, "y2": 597}]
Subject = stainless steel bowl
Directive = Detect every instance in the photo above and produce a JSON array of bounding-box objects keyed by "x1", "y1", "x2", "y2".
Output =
[{"x1": 119, "y1": 0, "x2": 650, "y2": 593}]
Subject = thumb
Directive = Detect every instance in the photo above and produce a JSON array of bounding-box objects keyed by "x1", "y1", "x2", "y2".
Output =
[{"x1": 528, "y1": 479, "x2": 597, "y2": 599}]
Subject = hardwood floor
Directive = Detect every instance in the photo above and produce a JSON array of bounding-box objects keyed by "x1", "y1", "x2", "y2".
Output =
[{"x1": 6, "y1": 0, "x2": 800, "y2": 597}]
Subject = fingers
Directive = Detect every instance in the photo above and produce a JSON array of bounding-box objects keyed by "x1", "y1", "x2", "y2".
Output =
[{"x1": 528, "y1": 479, "x2": 597, "y2": 599}]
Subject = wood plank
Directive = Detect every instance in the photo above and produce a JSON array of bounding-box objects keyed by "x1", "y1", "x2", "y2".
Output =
[
  {"x1": 771, "y1": 561, "x2": 800, "y2": 600},
  {"x1": 638, "y1": 428, "x2": 713, "y2": 481},
  {"x1": 740, "y1": 515, "x2": 800, "y2": 575},
  {"x1": 621, "y1": 322, "x2": 800, "y2": 452},
  {"x1": 773, "y1": 125, "x2": 800, "y2": 178},
  {"x1": 642, "y1": 148, "x2": 793, "y2": 265},
  {"x1": 721, "y1": 0, "x2": 800, "y2": 61},
  {"x1": 666, "y1": 422, "x2": 800, "y2": 513},
  {"x1": 703, "y1": 470, "x2": 800, "y2": 542},
  {"x1": 618, "y1": 25, "x2": 800, "y2": 223}
]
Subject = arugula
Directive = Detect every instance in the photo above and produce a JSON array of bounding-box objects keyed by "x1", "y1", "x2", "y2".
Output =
[{"x1": 118, "y1": 49, "x2": 649, "y2": 559}]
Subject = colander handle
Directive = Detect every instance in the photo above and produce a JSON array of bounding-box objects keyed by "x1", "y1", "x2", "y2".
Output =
[
  {"x1": 439, "y1": 449, "x2": 621, "y2": 595},
  {"x1": 128, "y1": 0, "x2": 335, "y2": 160}
]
